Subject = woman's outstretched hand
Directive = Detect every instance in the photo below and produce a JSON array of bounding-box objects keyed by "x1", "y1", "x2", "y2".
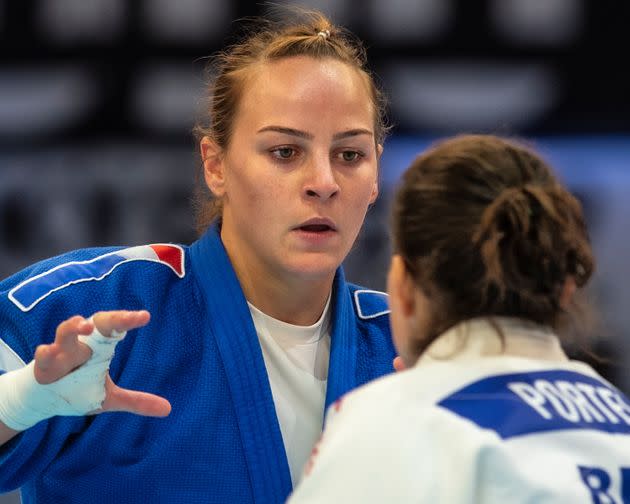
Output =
[{"x1": 34, "y1": 310, "x2": 171, "y2": 417}]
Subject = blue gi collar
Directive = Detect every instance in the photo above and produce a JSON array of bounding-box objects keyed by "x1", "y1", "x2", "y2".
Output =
[
  {"x1": 190, "y1": 224, "x2": 291, "y2": 501},
  {"x1": 190, "y1": 224, "x2": 359, "y2": 501}
]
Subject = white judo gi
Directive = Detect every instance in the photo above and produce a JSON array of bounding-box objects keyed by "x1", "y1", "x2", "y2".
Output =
[{"x1": 289, "y1": 318, "x2": 630, "y2": 503}]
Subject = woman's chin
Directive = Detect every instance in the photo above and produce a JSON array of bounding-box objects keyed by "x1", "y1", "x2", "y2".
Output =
[{"x1": 281, "y1": 254, "x2": 341, "y2": 281}]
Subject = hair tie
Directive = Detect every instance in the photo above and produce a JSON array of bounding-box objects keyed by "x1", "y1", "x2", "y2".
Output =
[{"x1": 317, "y1": 29, "x2": 330, "y2": 40}]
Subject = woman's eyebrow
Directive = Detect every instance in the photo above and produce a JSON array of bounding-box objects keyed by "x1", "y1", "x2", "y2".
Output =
[
  {"x1": 333, "y1": 129, "x2": 373, "y2": 141},
  {"x1": 257, "y1": 126, "x2": 373, "y2": 141},
  {"x1": 257, "y1": 126, "x2": 313, "y2": 139}
]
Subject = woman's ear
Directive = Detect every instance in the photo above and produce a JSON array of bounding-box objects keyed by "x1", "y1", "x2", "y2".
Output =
[
  {"x1": 369, "y1": 144, "x2": 384, "y2": 204},
  {"x1": 369, "y1": 180, "x2": 379, "y2": 205},
  {"x1": 200, "y1": 136, "x2": 226, "y2": 197}
]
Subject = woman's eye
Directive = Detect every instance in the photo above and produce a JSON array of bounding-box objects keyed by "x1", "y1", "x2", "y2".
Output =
[
  {"x1": 338, "y1": 150, "x2": 363, "y2": 163},
  {"x1": 271, "y1": 147, "x2": 296, "y2": 160}
]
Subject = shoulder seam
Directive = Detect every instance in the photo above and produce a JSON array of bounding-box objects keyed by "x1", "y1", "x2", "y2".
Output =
[{"x1": 8, "y1": 244, "x2": 185, "y2": 312}]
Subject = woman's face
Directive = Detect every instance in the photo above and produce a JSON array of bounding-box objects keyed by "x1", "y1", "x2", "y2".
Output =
[{"x1": 204, "y1": 56, "x2": 379, "y2": 283}]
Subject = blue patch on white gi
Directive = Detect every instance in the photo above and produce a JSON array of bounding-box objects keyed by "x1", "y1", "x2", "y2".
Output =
[
  {"x1": 438, "y1": 370, "x2": 630, "y2": 439},
  {"x1": 8, "y1": 244, "x2": 185, "y2": 312},
  {"x1": 353, "y1": 289, "x2": 390, "y2": 320}
]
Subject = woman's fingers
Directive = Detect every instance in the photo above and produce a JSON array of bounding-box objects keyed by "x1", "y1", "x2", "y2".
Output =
[
  {"x1": 33, "y1": 310, "x2": 151, "y2": 386},
  {"x1": 101, "y1": 376, "x2": 171, "y2": 417},
  {"x1": 34, "y1": 317, "x2": 94, "y2": 384},
  {"x1": 54, "y1": 316, "x2": 94, "y2": 348},
  {"x1": 92, "y1": 310, "x2": 151, "y2": 337}
]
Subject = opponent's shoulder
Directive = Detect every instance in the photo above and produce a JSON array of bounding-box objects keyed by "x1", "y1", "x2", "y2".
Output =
[
  {"x1": 322, "y1": 372, "x2": 417, "y2": 444},
  {"x1": 347, "y1": 284, "x2": 390, "y2": 321},
  {"x1": 1, "y1": 243, "x2": 188, "y2": 313}
]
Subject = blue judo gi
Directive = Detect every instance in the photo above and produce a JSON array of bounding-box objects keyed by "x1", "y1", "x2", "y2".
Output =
[{"x1": 0, "y1": 225, "x2": 395, "y2": 503}]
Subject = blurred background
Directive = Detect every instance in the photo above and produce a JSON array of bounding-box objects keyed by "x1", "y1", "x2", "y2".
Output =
[{"x1": 1, "y1": 0, "x2": 629, "y2": 500}]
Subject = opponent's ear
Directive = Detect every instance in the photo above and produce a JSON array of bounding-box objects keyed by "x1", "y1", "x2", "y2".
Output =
[
  {"x1": 560, "y1": 276, "x2": 577, "y2": 310},
  {"x1": 387, "y1": 255, "x2": 416, "y2": 318},
  {"x1": 200, "y1": 136, "x2": 226, "y2": 197}
]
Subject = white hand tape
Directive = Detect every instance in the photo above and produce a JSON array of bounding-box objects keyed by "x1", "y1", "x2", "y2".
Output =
[{"x1": 0, "y1": 321, "x2": 126, "y2": 431}]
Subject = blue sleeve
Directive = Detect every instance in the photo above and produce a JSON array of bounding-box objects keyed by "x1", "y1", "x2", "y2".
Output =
[
  {"x1": 0, "y1": 247, "x2": 122, "y2": 369},
  {"x1": 0, "y1": 248, "x2": 117, "y2": 492}
]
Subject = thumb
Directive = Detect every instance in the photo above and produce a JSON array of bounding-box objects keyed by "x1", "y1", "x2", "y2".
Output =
[{"x1": 101, "y1": 376, "x2": 171, "y2": 417}]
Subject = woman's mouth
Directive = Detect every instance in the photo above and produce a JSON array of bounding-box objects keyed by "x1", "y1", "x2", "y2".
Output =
[
  {"x1": 298, "y1": 224, "x2": 334, "y2": 233},
  {"x1": 293, "y1": 218, "x2": 338, "y2": 244}
]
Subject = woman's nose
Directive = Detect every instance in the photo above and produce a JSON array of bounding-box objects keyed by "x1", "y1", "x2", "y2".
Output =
[{"x1": 303, "y1": 158, "x2": 340, "y2": 201}]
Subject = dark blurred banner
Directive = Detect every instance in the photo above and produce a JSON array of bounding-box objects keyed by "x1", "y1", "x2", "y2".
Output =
[{"x1": 2, "y1": 1, "x2": 629, "y2": 145}]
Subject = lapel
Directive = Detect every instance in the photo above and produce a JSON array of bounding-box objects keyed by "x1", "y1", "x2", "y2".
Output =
[
  {"x1": 189, "y1": 224, "x2": 292, "y2": 502},
  {"x1": 324, "y1": 269, "x2": 359, "y2": 409}
]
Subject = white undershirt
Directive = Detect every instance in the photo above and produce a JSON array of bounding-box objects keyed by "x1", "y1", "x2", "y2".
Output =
[{"x1": 248, "y1": 296, "x2": 331, "y2": 486}]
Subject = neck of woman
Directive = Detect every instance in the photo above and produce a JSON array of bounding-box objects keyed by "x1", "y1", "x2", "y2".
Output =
[
  {"x1": 219, "y1": 220, "x2": 336, "y2": 325},
  {"x1": 239, "y1": 268, "x2": 333, "y2": 326}
]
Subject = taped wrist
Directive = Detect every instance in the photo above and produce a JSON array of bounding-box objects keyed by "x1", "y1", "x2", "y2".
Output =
[{"x1": 0, "y1": 323, "x2": 126, "y2": 431}]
